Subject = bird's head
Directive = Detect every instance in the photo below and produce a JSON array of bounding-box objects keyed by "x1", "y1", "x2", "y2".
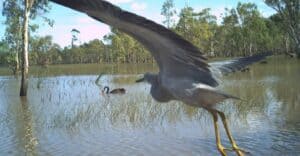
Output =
[{"x1": 135, "y1": 73, "x2": 158, "y2": 85}]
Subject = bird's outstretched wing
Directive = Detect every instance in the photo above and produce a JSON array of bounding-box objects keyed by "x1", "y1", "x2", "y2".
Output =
[
  {"x1": 209, "y1": 52, "x2": 272, "y2": 75},
  {"x1": 50, "y1": 0, "x2": 219, "y2": 87}
]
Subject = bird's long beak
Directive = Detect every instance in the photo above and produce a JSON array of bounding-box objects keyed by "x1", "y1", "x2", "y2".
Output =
[{"x1": 135, "y1": 77, "x2": 145, "y2": 83}]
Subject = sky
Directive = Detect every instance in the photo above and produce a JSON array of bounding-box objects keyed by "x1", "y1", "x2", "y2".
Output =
[{"x1": 0, "y1": 0, "x2": 275, "y2": 48}]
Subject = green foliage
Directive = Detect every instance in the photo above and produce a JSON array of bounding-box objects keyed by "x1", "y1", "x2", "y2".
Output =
[
  {"x1": 0, "y1": 40, "x2": 10, "y2": 65},
  {"x1": 14, "y1": 27, "x2": 154, "y2": 65},
  {"x1": 107, "y1": 28, "x2": 153, "y2": 63},
  {"x1": 265, "y1": 0, "x2": 300, "y2": 58},
  {"x1": 2, "y1": 0, "x2": 52, "y2": 69},
  {"x1": 222, "y1": 3, "x2": 271, "y2": 56},
  {"x1": 1, "y1": 1, "x2": 297, "y2": 67},
  {"x1": 161, "y1": 0, "x2": 176, "y2": 28},
  {"x1": 175, "y1": 7, "x2": 218, "y2": 55},
  {"x1": 2, "y1": 0, "x2": 23, "y2": 63},
  {"x1": 2, "y1": 0, "x2": 51, "y2": 50},
  {"x1": 0, "y1": 40, "x2": 9, "y2": 53}
]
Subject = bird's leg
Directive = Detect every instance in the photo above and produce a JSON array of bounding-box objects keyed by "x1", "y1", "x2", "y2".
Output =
[
  {"x1": 209, "y1": 110, "x2": 227, "y2": 156},
  {"x1": 217, "y1": 111, "x2": 247, "y2": 156}
]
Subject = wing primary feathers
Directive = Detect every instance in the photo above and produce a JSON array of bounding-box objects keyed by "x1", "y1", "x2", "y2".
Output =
[{"x1": 210, "y1": 52, "x2": 272, "y2": 75}]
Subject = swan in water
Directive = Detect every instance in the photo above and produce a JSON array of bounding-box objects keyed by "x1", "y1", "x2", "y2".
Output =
[{"x1": 102, "y1": 86, "x2": 126, "y2": 94}]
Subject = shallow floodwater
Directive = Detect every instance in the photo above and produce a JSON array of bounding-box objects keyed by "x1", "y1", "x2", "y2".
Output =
[{"x1": 0, "y1": 57, "x2": 299, "y2": 156}]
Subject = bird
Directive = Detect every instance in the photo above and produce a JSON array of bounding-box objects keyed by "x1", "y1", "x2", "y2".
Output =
[
  {"x1": 259, "y1": 60, "x2": 268, "y2": 64},
  {"x1": 240, "y1": 67, "x2": 250, "y2": 72},
  {"x1": 50, "y1": 0, "x2": 271, "y2": 155},
  {"x1": 102, "y1": 86, "x2": 126, "y2": 94}
]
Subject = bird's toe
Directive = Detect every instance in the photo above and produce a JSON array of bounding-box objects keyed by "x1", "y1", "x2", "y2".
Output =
[{"x1": 224, "y1": 146, "x2": 249, "y2": 156}]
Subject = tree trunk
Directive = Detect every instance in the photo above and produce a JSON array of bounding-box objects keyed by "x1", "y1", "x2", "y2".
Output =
[
  {"x1": 20, "y1": 0, "x2": 31, "y2": 96},
  {"x1": 297, "y1": 44, "x2": 300, "y2": 59},
  {"x1": 296, "y1": 35, "x2": 300, "y2": 58},
  {"x1": 15, "y1": 51, "x2": 19, "y2": 74},
  {"x1": 249, "y1": 43, "x2": 252, "y2": 56},
  {"x1": 16, "y1": 23, "x2": 23, "y2": 73}
]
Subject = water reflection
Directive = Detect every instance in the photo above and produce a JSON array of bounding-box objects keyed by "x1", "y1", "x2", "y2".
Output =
[
  {"x1": 18, "y1": 97, "x2": 38, "y2": 155},
  {"x1": 0, "y1": 57, "x2": 299, "y2": 155}
]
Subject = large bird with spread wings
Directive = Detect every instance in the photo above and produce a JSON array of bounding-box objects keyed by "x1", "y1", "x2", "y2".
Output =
[{"x1": 50, "y1": 0, "x2": 271, "y2": 155}]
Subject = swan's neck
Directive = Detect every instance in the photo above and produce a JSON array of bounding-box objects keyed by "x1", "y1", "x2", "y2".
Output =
[{"x1": 104, "y1": 86, "x2": 110, "y2": 93}]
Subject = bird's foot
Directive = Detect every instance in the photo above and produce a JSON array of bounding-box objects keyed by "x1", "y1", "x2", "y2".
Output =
[
  {"x1": 223, "y1": 146, "x2": 249, "y2": 156},
  {"x1": 217, "y1": 144, "x2": 228, "y2": 156}
]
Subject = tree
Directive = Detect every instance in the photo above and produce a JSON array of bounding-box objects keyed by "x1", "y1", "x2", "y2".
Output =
[
  {"x1": 175, "y1": 7, "x2": 217, "y2": 54},
  {"x1": 103, "y1": 28, "x2": 153, "y2": 64},
  {"x1": 267, "y1": 13, "x2": 291, "y2": 55},
  {"x1": 2, "y1": 0, "x2": 23, "y2": 72},
  {"x1": 265, "y1": 0, "x2": 300, "y2": 58},
  {"x1": 161, "y1": 0, "x2": 176, "y2": 28},
  {"x1": 71, "y1": 28, "x2": 80, "y2": 48},
  {"x1": 19, "y1": 0, "x2": 33, "y2": 96},
  {"x1": 0, "y1": 40, "x2": 10, "y2": 66},
  {"x1": 80, "y1": 39, "x2": 105, "y2": 63},
  {"x1": 3, "y1": 0, "x2": 51, "y2": 96},
  {"x1": 216, "y1": 3, "x2": 272, "y2": 57},
  {"x1": 30, "y1": 35, "x2": 54, "y2": 65},
  {"x1": 20, "y1": 0, "x2": 51, "y2": 96},
  {"x1": 236, "y1": 2, "x2": 270, "y2": 56},
  {"x1": 2, "y1": 0, "x2": 52, "y2": 74}
]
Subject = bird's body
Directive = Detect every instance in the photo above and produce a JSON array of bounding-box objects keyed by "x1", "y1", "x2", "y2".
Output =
[
  {"x1": 241, "y1": 67, "x2": 250, "y2": 72},
  {"x1": 145, "y1": 73, "x2": 237, "y2": 108},
  {"x1": 50, "y1": 0, "x2": 272, "y2": 155},
  {"x1": 102, "y1": 86, "x2": 126, "y2": 94}
]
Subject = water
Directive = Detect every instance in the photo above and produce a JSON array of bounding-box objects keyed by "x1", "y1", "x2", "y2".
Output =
[{"x1": 0, "y1": 57, "x2": 299, "y2": 156}]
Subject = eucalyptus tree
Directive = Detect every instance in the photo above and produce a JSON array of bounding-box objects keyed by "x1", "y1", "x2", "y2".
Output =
[
  {"x1": 0, "y1": 41, "x2": 9, "y2": 54},
  {"x1": 80, "y1": 39, "x2": 105, "y2": 63},
  {"x1": 71, "y1": 28, "x2": 80, "y2": 48},
  {"x1": 236, "y1": 2, "x2": 269, "y2": 56},
  {"x1": 2, "y1": 0, "x2": 23, "y2": 72},
  {"x1": 265, "y1": 0, "x2": 300, "y2": 58},
  {"x1": 218, "y1": 3, "x2": 271, "y2": 56},
  {"x1": 267, "y1": 13, "x2": 291, "y2": 54},
  {"x1": 218, "y1": 8, "x2": 240, "y2": 56},
  {"x1": 175, "y1": 7, "x2": 217, "y2": 54},
  {"x1": 20, "y1": 0, "x2": 52, "y2": 96},
  {"x1": 0, "y1": 40, "x2": 10, "y2": 65},
  {"x1": 2, "y1": 0, "x2": 51, "y2": 96},
  {"x1": 29, "y1": 35, "x2": 53, "y2": 65},
  {"x1": 106, "y1": 28, "x2": 153, "y2": 63},
  {"x1": 192, "y1": 8, "x2": 218, "y2": 55},
  {"x1": 161, "y1": 0, "x2": 176, "y2": 28}
]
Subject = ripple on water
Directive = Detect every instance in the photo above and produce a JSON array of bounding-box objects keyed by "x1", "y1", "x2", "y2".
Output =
[
  {"x1": 0, "y1": 124, "x2": 20, "y2": 156},
  {"x1": 1, "y1": 59, "x2": 300, "y2": 155}
]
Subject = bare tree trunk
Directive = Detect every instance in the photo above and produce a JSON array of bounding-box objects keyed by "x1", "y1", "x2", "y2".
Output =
[
  {"x1": 296, "y1": 35, "x2": 300, "y2": 58},
  {"x1": 20, "y1": 0, "x2": 32, "y2": 96},
  {"x1": 15, "y1": 24, "x2": 22, "y2": 73},
  {"x1": 249, "y1": 43, "x2": 252, "y2": 56},
  {"x1": 285, "y1": 36, "x2": 289, "y2": 53},
  {"x1": 15, "y1": 51, "x2": 19, "y2": 74},
  {"x1": 297, "y1": 44, "x2": 300, "y2": 59}
]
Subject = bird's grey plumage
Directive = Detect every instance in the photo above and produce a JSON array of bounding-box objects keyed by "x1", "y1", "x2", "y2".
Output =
[
  {"x1": 51, "y1": 1, "x2": 271, "y2": 155},
  {"x1": 50, "y1": 0, "x2": 218, "y2": 87},
  {"x1": 50, "y1": 0, "x2": 271, "y2": 107},
  {"x1": 209, "y1": 52, "x2": 272, "y2": 75}
]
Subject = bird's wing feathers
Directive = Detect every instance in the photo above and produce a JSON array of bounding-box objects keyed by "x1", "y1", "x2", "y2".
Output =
[
  {"x1": 50, "y1": 0, "x2": 219, "y2": 87},
  {"x1": 209, "y1": 52, "x2": 272, "y2": 75}
]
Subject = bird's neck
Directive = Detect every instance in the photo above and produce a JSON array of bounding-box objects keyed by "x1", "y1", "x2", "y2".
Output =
[
  {"x1": 104, "y1": 86, "x2": 110, "y2": 93},
  {"x1": 150, "y1": 84, "x2": 173, "y2": 102}
]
